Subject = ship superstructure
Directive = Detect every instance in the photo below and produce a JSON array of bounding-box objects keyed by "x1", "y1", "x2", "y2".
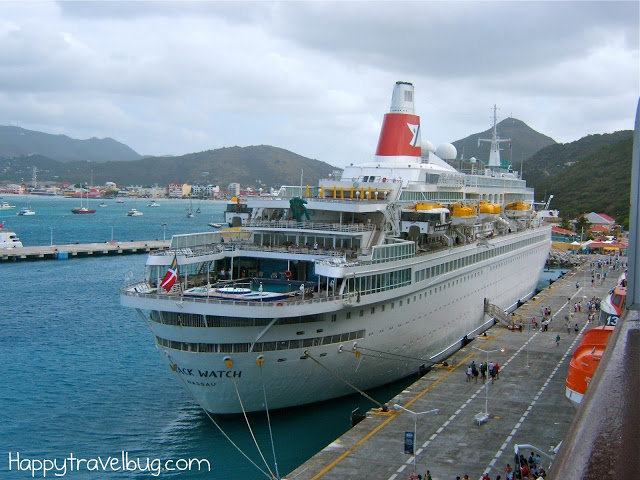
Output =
[{"x1": 121, "y1": 81, "x2": 551, "y2": 414}]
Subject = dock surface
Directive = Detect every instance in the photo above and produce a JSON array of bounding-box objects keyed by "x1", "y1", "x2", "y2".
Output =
[
  {"x1": 286, "y1": 260, "x2": 622, "y2": 480},
  {"x1": 0, "y1": 240, "x2": 169, "y2": 261}
]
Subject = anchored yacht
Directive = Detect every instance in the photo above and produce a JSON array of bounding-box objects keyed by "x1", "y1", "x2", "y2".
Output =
[{"x1": 121, "y1": 81, "x2": 551, "y2": 414}]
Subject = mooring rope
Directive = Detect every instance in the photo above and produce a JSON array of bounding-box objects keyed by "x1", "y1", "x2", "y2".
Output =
[
  {"x1": 304, "y1": 351, "x2": 386, "y2": 410},
  {"x1": 259, "y1": 365, "x2": 280, "y2": 480},
  {"x1": 232, "y1": 376, "x2": 277, "y2": 479},
  {"x1": 164, "y1": 353, "x2": 273, "y2": 479},
  {"x1": 355, "y1": 346, "x2": 438, "y2": 366}
]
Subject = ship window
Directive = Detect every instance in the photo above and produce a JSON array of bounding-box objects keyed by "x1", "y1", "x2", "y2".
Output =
[
  {"x1": 331, "y1": 314, "x2": 337, "y2": 322},
  {"x1": 382, "y1": 305, "x2": 385, "y2": 312},
  {"x1": 371, "y1": 307, "x2": 375, "y2": 314},
  {"x1": 400, "y1": 300, "x2": 403, "y2": 306},
  {"x1": 391, "y1": 302, "x2": 395, "y2": 309},
  {"x1": 359, "y1": 309, "x2": 364, "y2": 317},
  {"x1": 346, "y1": 312, "x2": 351, "y2": 319}
]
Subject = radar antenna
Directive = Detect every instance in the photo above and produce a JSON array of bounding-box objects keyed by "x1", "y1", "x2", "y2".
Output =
[{"x1": 478, "y1": 105, "x2": 511, "y2": 167}]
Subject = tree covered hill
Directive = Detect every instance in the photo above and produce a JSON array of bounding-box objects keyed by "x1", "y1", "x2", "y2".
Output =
[
  {"x1": 452, "y1": 117, "x2": 556, "y2": 166},
  {"x1": 521, "y1": 131, "x2": 634, "y2": 225},
  {"x1": 0, "y1": 145, "x2": 336, "y2": 189},
  {"x1": 0, "y1": 125, "x2": 141, "y2": 163}
]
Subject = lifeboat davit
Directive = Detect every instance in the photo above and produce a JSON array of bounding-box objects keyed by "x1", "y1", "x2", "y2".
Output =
[
  {"x1": 565, "y1": 326, "x2": 615, "y2": 407},
  {"x1": 504, "y1": 201, "x2": 532, "y2": 219},
  {"x1": 477, "y1": 201, "x2": 501, "y2": 223},
  {"x1": 449, "y1": 203, "x2": 477, "y2": 226}
]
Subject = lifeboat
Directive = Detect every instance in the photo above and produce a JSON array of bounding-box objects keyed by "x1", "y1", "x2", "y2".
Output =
[
  {"x1": 415, "y1": 203, "x2": 446, "y2": 211},
  {"x1": 449, "y1": 203, "x2": 477, "y2": 226},
  {"x1": 477, "y1": 201, "x2": 501, "y2": 223},
  {"x1": 565, "y1": 326, "x2": 615, "y2": 407},
  {"x1": 504, "y1": 201, "x2": 532, "y2": 219}
]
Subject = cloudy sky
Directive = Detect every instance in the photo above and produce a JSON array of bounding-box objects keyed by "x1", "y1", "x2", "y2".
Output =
[{"x1": 0, "y1": 1, "x2": 638, "y2": 168}]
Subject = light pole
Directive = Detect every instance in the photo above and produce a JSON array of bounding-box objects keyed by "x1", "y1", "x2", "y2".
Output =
[
  {"x1": 393, "y1": 404, "x2": 439, "y2": 473},
  {"x1": 161, "y1": 222, "x2": 167, "y2": 241},
  {"x1": 110, "y1": 225, "x2": 114, "y2": 243},
  {"x1": 472, "y1": 346, "x2": 497, "y2": 423},
  {"x1": 49, "y1": 226, "x2": 53, "y2": 246}
]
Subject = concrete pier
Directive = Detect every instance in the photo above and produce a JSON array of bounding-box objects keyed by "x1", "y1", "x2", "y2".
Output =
[
  {"x1": 285, "y1": 260, "x2": 622, "y2": 480},
  {"x1": 0, "y1": 240, "x2": 169, "y2": 262}
]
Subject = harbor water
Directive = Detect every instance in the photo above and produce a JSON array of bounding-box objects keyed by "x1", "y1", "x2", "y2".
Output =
[{"x1": 0, "y1": 196, "x2": 565, "y2": 479}]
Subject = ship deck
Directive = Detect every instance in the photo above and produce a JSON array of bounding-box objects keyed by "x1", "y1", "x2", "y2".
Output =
[{"x1": 284, "y1": 257, "x2": 623, "y2": 480}]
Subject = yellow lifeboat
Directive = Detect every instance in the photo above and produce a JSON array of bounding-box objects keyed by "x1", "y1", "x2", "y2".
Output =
[
  {"x1": 504, "y1": 201, "x2": 532, "y2": 219},
  {"x1": 478, "y1": 201, "x2": 501, "y2": 223},
  {"x1": 450, "y1": 203, "x2": 477, "y2": 226},
  {"x1": 414, "y1": 203, "x2": 445, "y2": 211}
]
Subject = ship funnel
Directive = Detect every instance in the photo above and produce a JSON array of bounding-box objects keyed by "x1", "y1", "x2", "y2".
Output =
[{"x1": 375, "y1": 81, "x2": 422, "y2": 164}]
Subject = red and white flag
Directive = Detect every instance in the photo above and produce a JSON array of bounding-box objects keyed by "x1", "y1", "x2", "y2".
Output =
[{"x1": 160, "y1": 254, "x2": 178, "y2": 292}]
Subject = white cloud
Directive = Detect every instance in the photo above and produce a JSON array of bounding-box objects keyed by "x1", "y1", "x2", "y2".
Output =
[{"x1": 0, "y1": 0, "x2": 637, "y2": 168}]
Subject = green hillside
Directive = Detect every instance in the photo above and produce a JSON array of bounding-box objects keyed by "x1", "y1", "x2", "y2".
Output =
[
  {"x1": 452, "y1": 117, "x2": 556, "y2": 166},
  {"x1": 522, "y1": 132, "x2": 633, "y2": 226},
  {"x1": 0, "y1": 125, "x2": 141, "y2": 163},
  {"x1": 0, "y1": 145, "x2": 335, "y2": 189}
]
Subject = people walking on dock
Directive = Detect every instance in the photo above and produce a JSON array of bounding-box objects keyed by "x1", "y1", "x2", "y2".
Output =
[
  {"x1": 556, "y1": 335, "x2": 561, "y2": 347},
  {"x1": 466, "y1": 366, "x2": 472, "y2": 382}
]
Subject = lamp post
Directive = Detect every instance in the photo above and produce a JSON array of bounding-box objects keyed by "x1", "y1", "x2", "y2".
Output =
[
  {"x1": 393, "y1": 404, "x2": 439, "y2": 473},
  {"x1": 49, "y1": 226, "x2": 53, "y2": 246},
  {"x1": 472, "y1": 346, "x2": 497, "y2": 423},
  {"x1": 110, "y1": 225, "x2": 114, "y2": 243},
  {"x1": 161, "y1": 222, "x2": 167, "y2": 241}
]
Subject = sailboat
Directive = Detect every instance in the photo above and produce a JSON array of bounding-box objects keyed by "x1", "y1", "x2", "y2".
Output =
[
  {"x1": 16, "y1": 194, "x2": 35, "y2": 215},
  {"x1": 186, "y1": 196, "x2": 194, "y2": 218},
  {"x1": 71, "y1": 187, "x2": 96, "y2": 214}
]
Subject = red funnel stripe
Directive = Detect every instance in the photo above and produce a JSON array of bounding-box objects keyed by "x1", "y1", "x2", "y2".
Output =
[{"x1": 375, "y1": 113, "x2": 421, "y2": 157}]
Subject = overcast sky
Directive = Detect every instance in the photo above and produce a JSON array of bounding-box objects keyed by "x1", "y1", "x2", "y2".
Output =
[{"x1": 0, "y1": 1, "x2": 638, "y2": 168}]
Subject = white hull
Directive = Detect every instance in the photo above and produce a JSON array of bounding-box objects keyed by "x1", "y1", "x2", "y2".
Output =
[
  {"x1": 123, "y1": 229, "x2": 549, "y2": 414},
  {"x1": 120, "y1": 80, "x2": 552, "y2": 415}
]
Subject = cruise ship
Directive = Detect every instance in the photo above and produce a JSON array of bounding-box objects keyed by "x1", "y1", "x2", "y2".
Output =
[{"x1": 121, "y1": 81, "x2": 551, "y2": 414}]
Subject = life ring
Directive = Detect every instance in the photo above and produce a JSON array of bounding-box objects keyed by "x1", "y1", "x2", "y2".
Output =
[
  {"x1": 276, "y1": 302, "x2": 284, "y2": 306},
  {"x1": 382, "y1": 177, "x2": 387, "y2": 182},
  {"x1": 284, "y1": 270, "x2": 292, "y2": 278}
]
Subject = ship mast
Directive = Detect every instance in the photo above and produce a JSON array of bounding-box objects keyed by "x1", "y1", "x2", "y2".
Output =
[{"x1": 478, "y1": 105, "x2": 510, "y2": 168}]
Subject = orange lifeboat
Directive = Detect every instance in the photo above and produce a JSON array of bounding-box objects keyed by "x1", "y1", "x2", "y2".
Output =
[
  {"x1": 504, "y1": 201, "x2": 532, "y2": 219},
  {"x1": 477, "y1": 201, "x2": 501, "y2": 223},
  {"x1": 565, "y1": 326, "x2": 615, "y2": 407},
  {"x1": 449, "y1": 203, "x2": 477, "y2": 226}
]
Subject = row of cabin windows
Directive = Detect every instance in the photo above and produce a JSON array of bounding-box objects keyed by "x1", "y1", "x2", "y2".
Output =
[
  {"x1": 155, "y1": 329, "x2": 365, "y2": 354},
  {"x1": 151, "y1": 312, "x2": 322, "y2": 328},
  {"x1": 414, "y1": 234, "x2": 547, "y2": 283}
]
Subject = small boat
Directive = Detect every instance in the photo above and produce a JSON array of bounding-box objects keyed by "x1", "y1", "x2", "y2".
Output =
[
  {"x1": 186, "y1": 212, "x2": 194, "y2": 218},
  {"x1": 72, "y1": 188, "x2": 96, "y2": 214},
  {"x1": 565, "y1": 326, "x2": 615, "y2": 407},
  {"x1": 71, "y1": 207, "x2": 97, "y2": 214},
  {"x1": 504, "y1": 201, "x2": 533, "y2": 219},
  {"x1": 477, "y1": 201, "x2": 501, "y2": 223},
  {"x1": 117, "y1": 199, "x2": 125, "y2": 204},
  {"x1": 208, "y1": 222, "x2": 223, "y2": 228},
  {"x1": 0, "y1": 201, "x2": 16, "y2": 210},
  {"x1": 16, "y1": 207, "x2": 35, "y2": 216},
  {"x1": 450, "y1": 203, "x2": 477, "y2": 226},
  {"x1": 126, "y1": 208, "x2": 143, "y2": 216},
  {"x1": 0, "y1": 221, "x2": 23, "y2": 248},
  {"x1": 99, "y1": 202, "x2": 108, "y2": 207},
  {"x1": 147, "y1": 200, "x2": 161, "y2": 207}
]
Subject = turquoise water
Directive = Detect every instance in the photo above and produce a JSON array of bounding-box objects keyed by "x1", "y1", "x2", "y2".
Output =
[
  {"x1": 0, "y1": 196, "x2": 415, "y2": 479},
  {"x1": 1, "y1": 196, "x2": 565, "y2": 479}
]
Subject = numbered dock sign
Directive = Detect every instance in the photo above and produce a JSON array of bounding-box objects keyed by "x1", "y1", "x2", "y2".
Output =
[{"x1": 404, "y1": 431, "x2": 414, "y2": 454}]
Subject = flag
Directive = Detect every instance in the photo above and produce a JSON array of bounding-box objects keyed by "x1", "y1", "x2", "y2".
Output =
[{"x1": 160, "y1": 254, "x2": 178, "y2": 292}]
